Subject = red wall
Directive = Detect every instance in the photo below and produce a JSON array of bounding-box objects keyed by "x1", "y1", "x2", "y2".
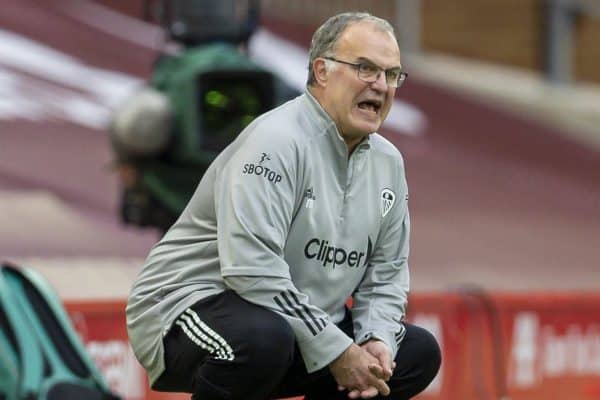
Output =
[{"x1": 65, "y1": 292, "x2": 600, "y2": 400}]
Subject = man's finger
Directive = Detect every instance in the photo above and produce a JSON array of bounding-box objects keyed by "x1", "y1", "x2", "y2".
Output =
[
  {"x1": 383, "y1": 365, "x2": 393, "y2": 379},
  {"x1": 368, "y1": 364, "x2": 391, "y2": 380},
  {"x1": 359, "y1": 386, "x2": 379, "y2": 399},
  {"x1": 348, "y1": 389, "x2": 361, "y2": 399},
  {"x1": 376, "y1": 351, "x2": 394, "y2": 376},
  {"x1": 368, "y1": 363, "x2": 385, "y2": 377},
  {"x1": 368, "y1": 377, "x2": 390, "y2": 397}
]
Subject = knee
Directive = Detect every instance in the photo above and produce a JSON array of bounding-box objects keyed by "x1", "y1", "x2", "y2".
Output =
[
  {"x1": 411, "y1": 325, "x2": 442, "y2": 380},
  {"x1": 389, "y1": 325, "x2": 442, "y2": 399},
  {"x1": 242, "y1": 309, "x2": 296, "y2": 369}
]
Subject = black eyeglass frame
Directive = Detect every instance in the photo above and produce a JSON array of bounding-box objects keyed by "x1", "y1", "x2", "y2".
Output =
[{"x1": 322, "y1": 57, "x2": 408, "y2": 88}]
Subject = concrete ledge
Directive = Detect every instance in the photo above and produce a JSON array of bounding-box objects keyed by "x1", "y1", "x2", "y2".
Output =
[{"x1": 407, "y1": 52, "x2": 600, "y2": 150}]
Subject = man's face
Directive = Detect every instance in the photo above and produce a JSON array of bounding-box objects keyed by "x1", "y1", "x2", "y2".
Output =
[{"x1": 319, "y1": 22, "x2": 401, "y2": 144}]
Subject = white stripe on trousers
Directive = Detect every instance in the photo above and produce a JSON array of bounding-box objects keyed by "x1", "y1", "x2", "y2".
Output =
[
  {"x1": 175, "y1": 308, "x2": 235, "y2": 361},
  {"x1": 179, "y1": 314, "x2": 230, "y2": 360}
]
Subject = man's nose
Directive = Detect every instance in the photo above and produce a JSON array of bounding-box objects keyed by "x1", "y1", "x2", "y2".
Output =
[{"x1": 370, "y1": 71, "x2": 389, "y2": 91}]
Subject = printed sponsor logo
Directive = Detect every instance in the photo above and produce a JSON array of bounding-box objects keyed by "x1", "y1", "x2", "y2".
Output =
[
  {"x1": 242, "y1": 163, "x2": 283, "y2": 183},
  {"x1": 304, "y1": 237, "x2": 372, "y2": 268},
  {"x1": 242, "y1": 153, "x2": 282, "y2": 183},
  {"x1": 381, "y1": 188, "x2": 396, "y2": 217},
  {"x1": 259, "y1": 152, "x2": 271, "y2": 164},
  {"x1": 509, "y1": 312, "x2": 600, "y2": 388}
]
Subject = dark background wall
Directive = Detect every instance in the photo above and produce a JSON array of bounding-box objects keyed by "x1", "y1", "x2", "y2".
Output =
[{"x1": 260, "y1": 0, "x2": 600, "y2": 84}]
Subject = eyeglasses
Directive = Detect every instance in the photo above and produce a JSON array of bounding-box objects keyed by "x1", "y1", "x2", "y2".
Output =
[{"x1": 323, "y1": 57, "x2": 408, "y2": 88}]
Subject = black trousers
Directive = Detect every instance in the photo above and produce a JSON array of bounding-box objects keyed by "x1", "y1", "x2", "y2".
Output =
[{"x1": 153, "y1": 290, "x2": 441, "y2": 400}]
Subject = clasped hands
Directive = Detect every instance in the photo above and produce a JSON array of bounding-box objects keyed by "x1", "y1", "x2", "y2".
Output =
[{"x1": 329, "y1": 340, "x2": 396, "y2": 399}]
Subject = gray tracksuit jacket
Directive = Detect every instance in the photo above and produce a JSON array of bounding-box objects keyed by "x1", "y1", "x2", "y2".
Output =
[{"x1": 126, "y1": 91, "x2": 410, "y2": 385}]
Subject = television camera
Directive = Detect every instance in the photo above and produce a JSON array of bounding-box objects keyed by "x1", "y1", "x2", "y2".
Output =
[{"x1": 110, "y1": 0, "x2": 297, "y2": 232}]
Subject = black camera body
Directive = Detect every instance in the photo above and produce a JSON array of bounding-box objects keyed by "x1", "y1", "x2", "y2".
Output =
[{"x1": 161, "y1": 0, "x2": 260, "y2": 46}]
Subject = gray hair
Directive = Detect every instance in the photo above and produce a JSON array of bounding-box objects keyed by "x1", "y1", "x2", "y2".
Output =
[{"x1": 307, "y1": 12, "x2": 396, "y2": 86}]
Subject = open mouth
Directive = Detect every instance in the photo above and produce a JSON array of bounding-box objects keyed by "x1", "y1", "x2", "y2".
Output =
[{"x1": 357, "y1": 99, "x2": 382, "y2": 114}]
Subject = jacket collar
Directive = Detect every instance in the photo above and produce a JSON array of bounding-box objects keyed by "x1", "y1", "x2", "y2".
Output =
[{"x1": 303, "y1": 90, "x2": 371, "y2": 155}]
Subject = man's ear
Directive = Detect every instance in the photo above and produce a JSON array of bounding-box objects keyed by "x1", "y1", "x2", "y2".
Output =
[{"x1": 313, "y1": 58, "x2": 329, "y2": 87}]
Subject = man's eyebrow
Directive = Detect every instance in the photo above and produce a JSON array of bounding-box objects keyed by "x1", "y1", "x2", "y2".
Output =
[{"x1": 355, "y1": 56, "x2": 402, "y2": 70}]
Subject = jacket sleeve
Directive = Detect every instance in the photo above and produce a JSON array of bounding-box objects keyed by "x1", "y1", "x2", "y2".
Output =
[
  {"x1": 351, "y1": 159, "x2": 410, "y2": 359},
  {"x1": 215, "y1": 124, "x2": 352, "y2": 373}
]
